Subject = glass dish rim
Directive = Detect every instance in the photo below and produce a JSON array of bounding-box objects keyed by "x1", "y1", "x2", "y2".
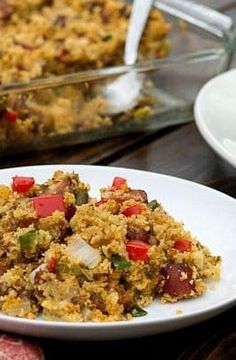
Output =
[{"x1": 0, "y1": 28, "x2": 235, "y2": 96}]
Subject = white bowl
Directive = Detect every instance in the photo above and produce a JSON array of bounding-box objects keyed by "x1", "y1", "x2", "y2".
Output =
[{"x1": 194, "y1": 68, "x2": 236, "y2": 168}]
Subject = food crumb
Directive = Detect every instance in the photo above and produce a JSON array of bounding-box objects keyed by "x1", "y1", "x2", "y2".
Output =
[{"x1": 176, "y1": 309, "x2": 184, "y2": 315}]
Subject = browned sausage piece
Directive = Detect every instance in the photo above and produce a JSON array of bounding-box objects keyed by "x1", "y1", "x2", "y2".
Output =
[{"x1": 162, "y1": 263, "x2": 195, "y2": 297}]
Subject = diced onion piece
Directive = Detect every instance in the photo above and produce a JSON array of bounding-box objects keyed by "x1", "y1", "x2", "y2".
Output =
[
  {"x1": 7, "y1": 298, "x2": 31, "y2": 317},
  {"x1": 82, "y1": 307, "x2": 91, "y2": 321},
  {"x1": 67, "y1": 238, "x2": 101, "y2": 269},
  {"x1": 30, "y1": 264, "x2": 46, "y2": 283}
]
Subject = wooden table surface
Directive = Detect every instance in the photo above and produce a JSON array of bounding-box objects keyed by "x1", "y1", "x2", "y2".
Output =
[{"x1": 1, "y1": 1, "x2": 236, "y2": 359}]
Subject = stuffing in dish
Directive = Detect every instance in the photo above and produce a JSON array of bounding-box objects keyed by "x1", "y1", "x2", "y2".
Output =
[
  {"x1": 0, "y1": 0, "x2": 171, "y2": 84},
  {"x1": 0, "y1": 0, "x2": 171, "y2": 150},
  {"x1": 0, "y1": 171, "x2": 221, "y2": 321}
]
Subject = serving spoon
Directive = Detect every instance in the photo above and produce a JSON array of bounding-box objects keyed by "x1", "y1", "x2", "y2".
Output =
[{"x1": 102, "y1": 0, "x2": 154, "y2": 115}]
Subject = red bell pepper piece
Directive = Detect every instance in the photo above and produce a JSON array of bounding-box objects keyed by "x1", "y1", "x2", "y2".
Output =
[
  {"x1": 12, "y1": 176, "x2": 35, "y2": 193},
  {"x1": 111, "y1": 177, "x2": 127, "y2": 190},
  {"x1": 33, "y1": 195, "x2": 66, "y2": 218},
  {"x1": 95, "y1": 198, "x2": 108, "y2": 206},
  {"x1": 174, "y1": 239, "x2": 192, "y2": 252},
  {"x1": 4, "y1": 109, "x2": 18, "y2": 122},
  {"x1": 126, "y1": 240, "x2": 149, "y2": 261},
  {"x1": 47, "y1": 257, "x2": 57, "y2": 273},
  {"x1": 122, "y1": 205, "x2": 142, "y2": 217}
]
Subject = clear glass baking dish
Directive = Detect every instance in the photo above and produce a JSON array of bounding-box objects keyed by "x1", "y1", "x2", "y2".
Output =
[{"x1": 0, "y1": 0, "x2": 235, "y2": 156}]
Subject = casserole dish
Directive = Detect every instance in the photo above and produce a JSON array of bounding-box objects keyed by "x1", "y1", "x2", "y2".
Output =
[{"x1": 0, "y1": 0, "x2": 234, "y2": 155}]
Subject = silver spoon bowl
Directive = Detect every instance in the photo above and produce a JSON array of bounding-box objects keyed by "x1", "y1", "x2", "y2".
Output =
[{"x1": 102, "y1": 0, "x2": 154, "y2": 116}]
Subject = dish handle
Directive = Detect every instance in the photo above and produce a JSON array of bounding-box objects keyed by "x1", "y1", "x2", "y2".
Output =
[{"x1": 154, "y1": 0, "x2": 233, "y2": 38}]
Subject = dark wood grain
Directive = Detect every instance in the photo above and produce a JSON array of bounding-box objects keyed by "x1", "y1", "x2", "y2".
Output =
[
  {"x1": 0, "y1": 134, "x2": 147, "y2": 169},
  {"x1": 178, "y1": 308, "x2": 236, "y2": 360},
  {"x1": 36, "y1": 306, "x2": 236, "y2": 360},
  {"x1": 110, "y1": 123, "x2": 236, "y2": 193}
]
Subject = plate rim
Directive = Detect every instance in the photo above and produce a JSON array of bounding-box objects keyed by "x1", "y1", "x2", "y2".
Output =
[
  {"x1": 1, "y1": 163, "x2": 235, "y2": 203},
  {"x1": 0, "y1": 164, "x2": 235, "y2": 335},
  {"x1": 194, "y1": 68, "x2": 236, "y2": 168}
]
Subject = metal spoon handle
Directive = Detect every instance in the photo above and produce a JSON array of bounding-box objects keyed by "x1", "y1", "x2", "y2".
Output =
[{"x1": 124, "y1": 0, "x2": 154, "y2": 66}]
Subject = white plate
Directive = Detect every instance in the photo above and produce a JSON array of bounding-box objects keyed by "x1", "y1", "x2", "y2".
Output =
[
  {"x1": 194, "y1": 68, "x2": 236, "y2": 168},
  {"x1": 0, "y1": 164, "x2": 236, "y2": 340}
]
